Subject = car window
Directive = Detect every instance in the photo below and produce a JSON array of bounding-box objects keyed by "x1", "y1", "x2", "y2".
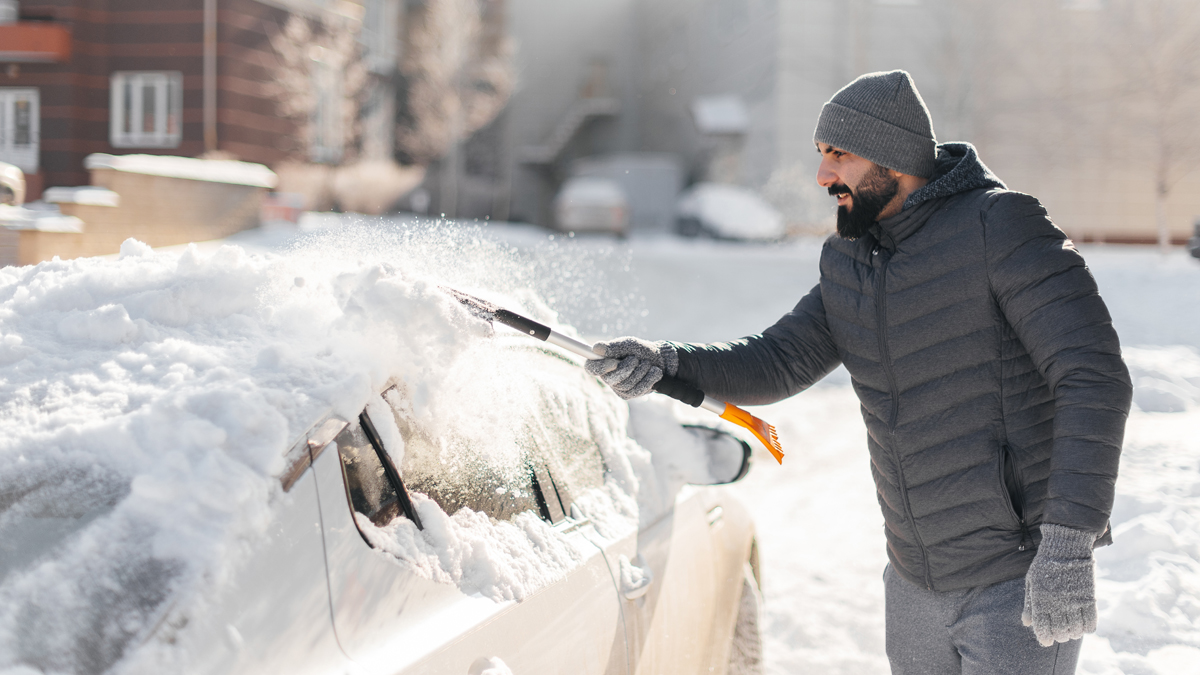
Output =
[
  {"x1": 381, "y1": 387, "x2": 544, "y2": 522},
  {"x1": 527, "y1": 403, "x2": 606, "y2": 518},
  {"x1": 378, "y1": 347, "x2": 611, "y2": 525},
  {"x1": 335, "y1": 421, "x2": 404, "y2": 528},
  {"x1": 334, "y1": 410, "x2": 425, "y2": 536}
]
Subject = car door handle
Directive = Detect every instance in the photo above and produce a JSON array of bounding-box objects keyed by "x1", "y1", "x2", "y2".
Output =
[
  {"x1": 707, "y1": 505, "x2": 724, "y2": 527},
  {"x1": 619, "y1": 554, "x2": 653, "y2": 600}
]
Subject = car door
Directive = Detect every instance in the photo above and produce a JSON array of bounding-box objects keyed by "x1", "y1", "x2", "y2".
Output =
[
  {"x1": 598, "y1": 486, "x2": 722, "y2": 675},
  {"x1": 593, "y1": 423, "x2": 758, "y2": 675},
  {"x1": 147, "y1": 427, "x2": 352, "y2": 675},
  {"x1": 309, "y1": 390, "x2": 629, "y2": 675}
]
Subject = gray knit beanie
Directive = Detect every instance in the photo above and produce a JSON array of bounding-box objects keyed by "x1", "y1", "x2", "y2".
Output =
[{"x1": 813, "y1": 70, "x2": 937, "y2": 178}]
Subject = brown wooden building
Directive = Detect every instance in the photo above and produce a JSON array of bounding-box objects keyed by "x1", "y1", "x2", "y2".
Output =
[{"x1": 0, "y1": 0, "x2": 373, "y2": 199}]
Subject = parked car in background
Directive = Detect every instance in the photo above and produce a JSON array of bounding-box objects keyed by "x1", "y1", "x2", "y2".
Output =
[
  {"x1": 676, "y1": 182, "x2": 785, "y2": 242},
  {"x1": 0, "y1": 161, "x2": 23, "y2": 206},
  {"x1": 568, "y1": 153, "x2": 685, "y2": 236},
  {"x1": 553, "y1": 176, "x2": 630, "y2": 236},
  {"x1": 1189, "y1": 217, "x2": 1200, "y2": 259}
]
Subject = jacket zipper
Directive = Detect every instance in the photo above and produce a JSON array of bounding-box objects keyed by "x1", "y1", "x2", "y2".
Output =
[
  {"x1": 1001, "y1": 444, "x2": 1033, "y2": 551},
  {"x1": 874, "y1": 245, "x2": 933, "y2": 589}
]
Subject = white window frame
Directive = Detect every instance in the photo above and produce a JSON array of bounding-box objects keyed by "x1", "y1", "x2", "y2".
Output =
[
  {"x1": 0, "y1": 88, "x2": 40, "y2": 173},
  {"x1": 110, "y1": 71, "x2": 183, "y2": 149}
]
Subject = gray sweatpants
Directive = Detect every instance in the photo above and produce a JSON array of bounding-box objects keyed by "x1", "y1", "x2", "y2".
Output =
[{"x1": 884, "y1": 564, "x2": 1082, "y2": 675}]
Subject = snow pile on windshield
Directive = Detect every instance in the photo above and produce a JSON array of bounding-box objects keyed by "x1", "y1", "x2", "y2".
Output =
[{"x1": 0, "y1": 225, "x2": 691, "y2": 673}]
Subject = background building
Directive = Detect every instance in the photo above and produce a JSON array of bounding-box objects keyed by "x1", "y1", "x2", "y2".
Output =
[
  {"x1": 433, "y1": 0, "x2": 1199, "y2": 244},
  {"x1": 0, "y1": 0, "x2": 504, "y2": 214},
  {"x1": 3, "y1": 0, "x2": 1197, "y2": 244}
]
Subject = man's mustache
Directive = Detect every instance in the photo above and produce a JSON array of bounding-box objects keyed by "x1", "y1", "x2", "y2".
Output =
[{"x1": 828, "y1": 184, "x2": 852, "y2": 197}]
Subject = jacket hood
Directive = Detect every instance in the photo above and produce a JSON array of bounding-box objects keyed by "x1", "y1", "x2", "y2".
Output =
[{"x1": 902, "y1": 142, "x2": 1005, "y2": 211}]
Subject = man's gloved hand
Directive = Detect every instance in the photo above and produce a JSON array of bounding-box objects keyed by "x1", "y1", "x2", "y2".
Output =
[
  {"x1": 1022, "y1": 523, "x2": 1099, "y2": 646},
  {"x1": 585, "y1": 337, "x2": 679, "y2": 400}
]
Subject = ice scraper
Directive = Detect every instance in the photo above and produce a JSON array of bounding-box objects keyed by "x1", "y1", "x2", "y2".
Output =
[{"x1": 444, "y1": 288, "x2": 784, "y2": 464}]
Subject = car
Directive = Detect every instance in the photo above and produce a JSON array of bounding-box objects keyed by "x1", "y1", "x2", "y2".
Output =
[
  {"x1": 675, "y1": 183, "x2": 785, "y2": 242},
  {"x1": 0, "y1": 161, "x2": 24, "y2": 206},
  {"x1": 1189, "y1": 217, "x2": 1200, "y2": 259},
  {"x1": 553, "y1": 176, "x2": 630, "y2": 236},
  {"x1": 180, "y1": 371, "x2": 760, "y2": 675},
  {"x1": 0, "y1": 272, "x2": 762, "y2": 675}
]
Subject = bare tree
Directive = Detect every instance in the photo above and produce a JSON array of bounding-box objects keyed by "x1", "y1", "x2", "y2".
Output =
[
  {"x1": 988, "y1": 0, "x2": 1200, "y2": 247},
  {"x1": 267, "y1": 11, "x2": 369, "y2": 164},
  {"x1": 395, "y1": 0, "x2": 514, "y2": 167},
  {"x1": 1098, "y1": 0, "x2": 1200, "y2": 251}
]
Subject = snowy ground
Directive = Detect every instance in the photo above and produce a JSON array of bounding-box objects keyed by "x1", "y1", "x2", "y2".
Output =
[{"x1": 6, "y1": 215, "x2": 1198, "y2": 674}]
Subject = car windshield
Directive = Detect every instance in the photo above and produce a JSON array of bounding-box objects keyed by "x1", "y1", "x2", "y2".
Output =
[
  {"x1": 381, "y1": 384, "x2": 544, "y2": 523},
  {"x1": 379, "y1": 344, "x2": 606, "y2": 524}
]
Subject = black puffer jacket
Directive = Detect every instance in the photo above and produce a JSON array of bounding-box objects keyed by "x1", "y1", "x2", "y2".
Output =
[{"x1": 674, "y1": 143, "x2": 1132, "y2": 591}]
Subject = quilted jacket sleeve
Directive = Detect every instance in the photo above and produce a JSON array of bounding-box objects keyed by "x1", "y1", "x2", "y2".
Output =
[
  {"x1": 983, "y1": 192, "x2": 1132, "y2": 536},
  {"x1": 670, "y1": 282, "x2": 843, "y2": 406}
]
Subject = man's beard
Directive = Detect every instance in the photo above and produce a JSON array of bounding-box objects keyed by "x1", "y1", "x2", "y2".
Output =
[{"x1": 831, "y1": 164, "x2": 900, "y2": 241}]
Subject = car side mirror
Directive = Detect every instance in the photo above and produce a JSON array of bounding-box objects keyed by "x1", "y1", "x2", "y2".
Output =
[{"x1": 683, "y1": 425, "x2": 752, "y2": 485}]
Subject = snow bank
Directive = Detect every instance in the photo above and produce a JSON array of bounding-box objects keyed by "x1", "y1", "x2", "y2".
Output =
[
  {"x1": 0, "y1": 221, "x2": 698, "y2": 673},
  {"x1": 83, "y1": 154, "x2": 277, "y2": 189},
  {"x1": 1079, "y1": 347, "x2": 1200, "y2": 675}
]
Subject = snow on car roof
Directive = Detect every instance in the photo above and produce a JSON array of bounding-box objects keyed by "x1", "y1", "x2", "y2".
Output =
[{"x1": 0, "y1": 223, "x2": 715, "y2": 672}]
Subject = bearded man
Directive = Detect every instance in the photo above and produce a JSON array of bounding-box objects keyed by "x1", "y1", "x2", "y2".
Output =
[{"x1": 588, "y1": 70, "x2": 1132, "y2": 674}]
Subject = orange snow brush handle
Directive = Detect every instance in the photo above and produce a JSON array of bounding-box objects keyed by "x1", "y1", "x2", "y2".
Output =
[{"x1": 444, "y1": 286, "x2": 784, "y2": 464}]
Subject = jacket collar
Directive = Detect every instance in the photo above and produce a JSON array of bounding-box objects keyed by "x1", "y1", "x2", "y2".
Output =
[
  {"x1": 869, "y1": 142, "x2": 1006, "y2": 251},
  {"x1": 904, "y1": 142, "x2": 1005, "y2": 210},
  {"x1": 870, "y1": 197, "x2": 946, "y2": 250}
]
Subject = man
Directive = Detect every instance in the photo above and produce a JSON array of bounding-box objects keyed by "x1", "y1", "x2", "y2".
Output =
[{"x1": 588, "y1": 71, "x2": 1132, "y2": 674}]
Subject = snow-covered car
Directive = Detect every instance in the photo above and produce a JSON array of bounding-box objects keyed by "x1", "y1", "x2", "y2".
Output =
[
  {"x1": 553, "y1": 176, "x2": 630, "y2": 236},
  {"x1": 180, "y1": 376, "x2": 760, "y2": 675},
  {"x1": 676, "y1": 183, "x2": 785, "y2": 242},
  {"x1": 0, "y1": 161, "x2": 24, "y2": 206},
  {"x1": 0, "y1": 238, "x2": 762, "y2": 675}
]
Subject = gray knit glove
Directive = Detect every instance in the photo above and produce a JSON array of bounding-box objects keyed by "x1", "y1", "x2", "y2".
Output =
[
  {"x1": 585, "y1": 337, "x2": 679, "y2": 399},
  {"x1": 1022, "y1": 524, "x2": 1098, "y2": 646}
]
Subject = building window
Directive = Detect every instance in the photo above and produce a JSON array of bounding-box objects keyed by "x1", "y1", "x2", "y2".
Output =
[
  {"x1": 110, "y1": 72, "x2": 182, "y2": 148},
  {"x1": 0, "y1": 88, "x2": 39, "y2": 173}
]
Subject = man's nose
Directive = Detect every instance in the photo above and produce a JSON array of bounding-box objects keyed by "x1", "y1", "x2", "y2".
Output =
[{"x1": 816, "y1": 158, "x2": 837, "y2": 188}]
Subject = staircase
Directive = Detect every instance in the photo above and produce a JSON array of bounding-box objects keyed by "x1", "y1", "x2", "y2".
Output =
[{"x1": 518, "y1": 96, "x2": 620, "y2": 165}]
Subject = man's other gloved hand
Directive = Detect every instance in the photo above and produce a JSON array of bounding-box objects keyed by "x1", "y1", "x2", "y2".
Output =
[
  {"x1": 1022, "y1": 524, "x2": 1099, "y2": 647},
  {"x1": 585, "y1": 337, "x2": 679, "y2": 400}
]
